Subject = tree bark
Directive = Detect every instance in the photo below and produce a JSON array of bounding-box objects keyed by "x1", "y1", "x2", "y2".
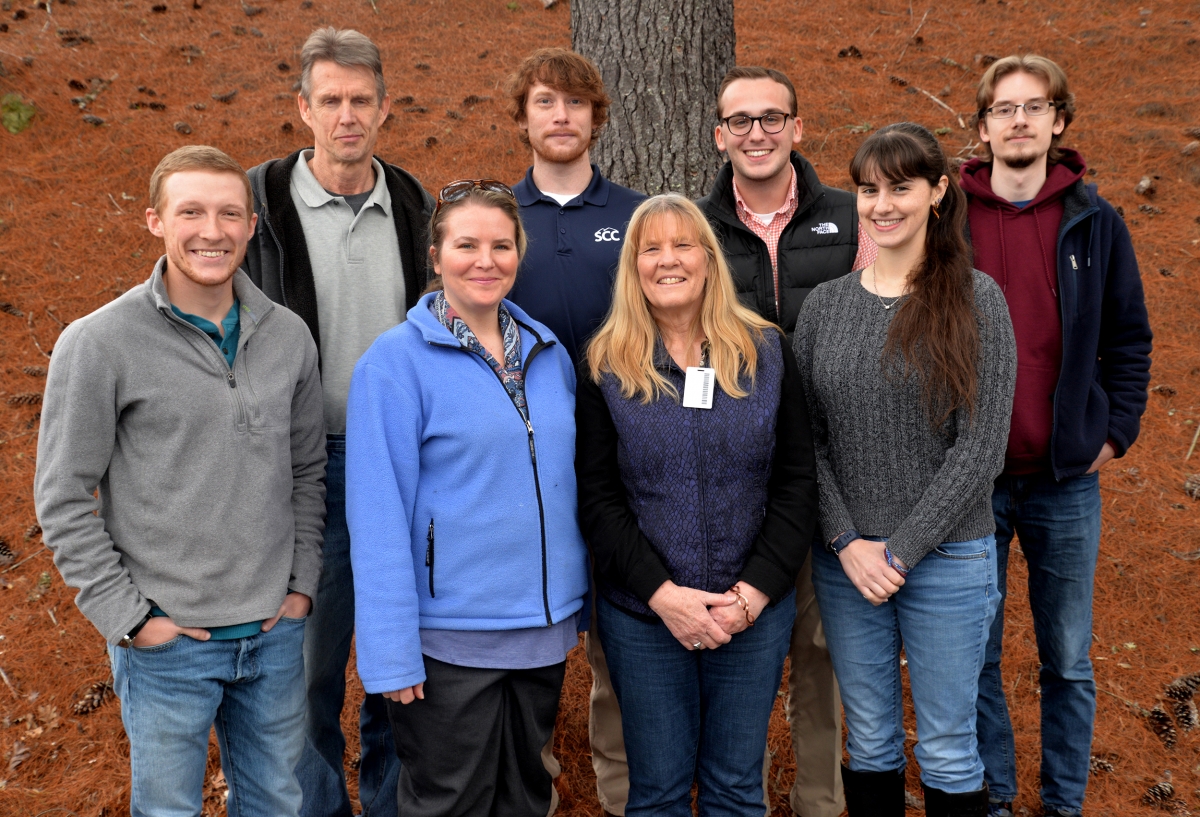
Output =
[{"x1": 571, "y1": 0, "x2": 735, "y2": 198}]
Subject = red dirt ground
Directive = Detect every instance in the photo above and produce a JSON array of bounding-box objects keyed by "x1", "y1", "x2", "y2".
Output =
[{"x1": 1, "y1": 0, "x2": 1198, "y2": 814}]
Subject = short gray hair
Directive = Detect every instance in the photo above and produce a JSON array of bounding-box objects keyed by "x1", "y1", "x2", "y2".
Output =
[{"x1": 299, "y1": 27, "x2": 386, "y2": 103}]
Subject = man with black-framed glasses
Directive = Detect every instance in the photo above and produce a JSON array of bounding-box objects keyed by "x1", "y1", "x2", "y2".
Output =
[
  {"x1": 961, "y1": 54, "x2": 1151, "y2": 817},
  {"x1": 697, "y1": 65, "x2": 871, "y2": 817}
]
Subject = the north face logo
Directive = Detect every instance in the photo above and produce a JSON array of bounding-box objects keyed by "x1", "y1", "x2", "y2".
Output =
[
  {"x1": 595, "y1": 227, "x2": 622, "y2": 242},
  {"x1": 812, "y1": 222, "x2": 839, "y2": 234}
]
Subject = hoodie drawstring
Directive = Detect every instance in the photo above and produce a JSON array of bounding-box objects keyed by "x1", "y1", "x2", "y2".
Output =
[{"x1": 1032, "y1": 207, "x2": 1058, "y2": 297}]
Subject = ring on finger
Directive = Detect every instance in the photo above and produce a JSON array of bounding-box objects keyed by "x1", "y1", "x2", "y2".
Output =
[{"x1": 693, "y1": 641, "x2": 704, "y2": 650}]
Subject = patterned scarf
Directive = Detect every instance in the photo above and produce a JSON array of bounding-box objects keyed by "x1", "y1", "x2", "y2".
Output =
[{"x1": 431, "y1": 291, "x2": 528, "y2": 420}]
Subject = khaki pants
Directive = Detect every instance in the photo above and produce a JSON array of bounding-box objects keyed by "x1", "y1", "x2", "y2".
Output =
[{"x1": 786, "y1": 556, "x2": 845, "y2": 817}]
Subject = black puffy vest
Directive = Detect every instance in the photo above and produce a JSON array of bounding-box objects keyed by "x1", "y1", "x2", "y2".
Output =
[{"x1": 698, "y1": 152, "x2": 860, "y2": 335}]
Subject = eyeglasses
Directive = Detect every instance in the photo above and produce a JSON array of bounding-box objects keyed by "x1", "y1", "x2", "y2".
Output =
[
  {"x1": 720, "y1": 112, "x2": 792, "y2": 136},
  {"x1": 435, "y1": 179, "x2": 515, "y2": 213},
  {"x1": 983, "y1": 100, "x2": 1058, "y2": 119}
]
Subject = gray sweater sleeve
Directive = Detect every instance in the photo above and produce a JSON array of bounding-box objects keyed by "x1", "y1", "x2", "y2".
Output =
[
  {"x1": 885, "y1": 275, "x2": 1016, "y2": 567},
  {"x1": 287, "y1": 334, "x2": 327, "y2": 600},
  {"x1": 34, "y1": 323, "x2": 152, "y2": 643},
  {"x1": 794, "y1": 287, "x2": 858, "y2": 545}
]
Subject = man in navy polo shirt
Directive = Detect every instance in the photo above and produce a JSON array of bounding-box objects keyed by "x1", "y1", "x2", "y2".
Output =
[
  {"x1": 503, "y1": 48, "x2": 644, "y2": 817},
  {"x1": 504, "y1": 47, "x2": 644, "y2": 366}
]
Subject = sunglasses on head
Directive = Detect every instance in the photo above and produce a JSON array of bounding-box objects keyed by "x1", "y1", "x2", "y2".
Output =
[{"x1": 435, "y1": 179, "x2": 515, "y2": 213}]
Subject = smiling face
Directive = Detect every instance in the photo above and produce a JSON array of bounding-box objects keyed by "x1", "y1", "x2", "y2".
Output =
[
  {"x1": 714, "y1": 77, "x2": 802, "y2": 185},
  {"x1": 431, "y1": 202, "x2": 520, "y2": 318},
  {"x1": 856, "y1": 169, "x2": 948, "y2": 255},
  {"x1": 978, "y1": 70, "x2": 1065, "y2": 170},
  {"x1": 635, "y1": 213, "x2": 709, "y2": 322},
  {"x1": 146, "y1": 170, "x2": 256, "y2": 289},
  {"x1": 520, "y1": 82, "x2": 593, "y2": 164},
  {"x1": 298, "y1": 60, "x2": 391, "y2": 169}
]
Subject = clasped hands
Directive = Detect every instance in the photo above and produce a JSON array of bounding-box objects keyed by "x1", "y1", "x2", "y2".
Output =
[
  {"x1": 837, "y1": 539, "x2": 906, "y2": 606},
  {"x1": 648, "y1": 579, "x2": 769, "y2": 651}
]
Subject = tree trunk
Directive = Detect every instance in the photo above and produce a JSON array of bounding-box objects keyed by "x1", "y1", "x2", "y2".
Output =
[{"x1": 571, "y1": 0, "x2": 735, "y2": 198}]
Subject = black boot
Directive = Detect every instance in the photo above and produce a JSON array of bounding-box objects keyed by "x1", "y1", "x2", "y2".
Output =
[
  {"x1": 922, "y1": 783, "x2": 990, "y2": 817},
  {"x1": 841, "y1": 765, "x2": 906, "y2": 817}
]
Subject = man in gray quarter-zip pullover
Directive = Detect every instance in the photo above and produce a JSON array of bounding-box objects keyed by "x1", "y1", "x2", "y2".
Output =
[{"x1": 34, "y1": 146, "x2": 325, "y2": 817}]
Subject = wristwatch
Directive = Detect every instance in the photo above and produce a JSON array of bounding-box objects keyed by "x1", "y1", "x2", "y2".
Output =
[
  {"x1": 118, "y1": 612, "x2": 153, "y2": 649},
  {"x1": 826, "y1": 529, "x2": 861, "y2": 556}
]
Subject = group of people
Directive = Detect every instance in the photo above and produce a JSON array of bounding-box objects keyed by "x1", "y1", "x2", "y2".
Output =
[{"x1": 33, "y1": 25, "x2": 1152, "y2": 817}]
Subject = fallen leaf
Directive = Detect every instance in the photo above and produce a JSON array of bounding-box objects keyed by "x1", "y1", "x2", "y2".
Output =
[{"x1": 1, "y1": 94, "x2": 36, "y2": 135}]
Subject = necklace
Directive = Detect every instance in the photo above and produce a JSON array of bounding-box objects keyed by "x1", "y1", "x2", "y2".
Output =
[{"x1": 871, "y1": 264, "x2": 905, "y2": 310}]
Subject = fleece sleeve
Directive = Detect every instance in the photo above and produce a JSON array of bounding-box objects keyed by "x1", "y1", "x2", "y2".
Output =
[
  {"x1": 33, "y1": 323, "x2": 152, "y2": 645},
  {"x1": 287, "y1": 331, "x2": 327, "y2": 601},
  {"x1": 1096, "y1": 205, "x2": 1152, "y2": 456},
  {"x1": 346, "y1": 356, "x2": 427, "y2": 694},
  {"x1": 738, "y1": 340, "x2": 818, "y2": 602}
]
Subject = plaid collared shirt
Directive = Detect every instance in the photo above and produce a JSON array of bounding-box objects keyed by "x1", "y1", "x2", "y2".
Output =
[
  {"x1": 733, "y1": 167, "x2": 879, "y2": 316},
  {"x1": 733, "y1": 166, "x2": 799, "y2": 314}
]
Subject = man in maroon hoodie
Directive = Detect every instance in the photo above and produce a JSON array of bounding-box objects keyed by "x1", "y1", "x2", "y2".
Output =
[{"x1": 961, "y1": 55, "x2": 1152, "y2": 817}]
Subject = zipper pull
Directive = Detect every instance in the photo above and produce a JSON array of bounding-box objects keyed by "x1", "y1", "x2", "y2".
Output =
[
  {"x1": 425, "y1": 519, "x2": 434, "y2": 566},
  {"x1": 226, "y1": 371, "x2": 237, "y2": 388},
  {"x1": 525, "y1": 419, "x2": 537, "y2": 464},
  {"x1": 1070, "y1": 255, "x2": 1078, "y2": 270}
]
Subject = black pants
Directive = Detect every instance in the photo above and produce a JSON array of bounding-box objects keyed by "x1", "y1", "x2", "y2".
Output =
[{"x1": 385, "y1": 655, "x2": 566, "y2": 817}]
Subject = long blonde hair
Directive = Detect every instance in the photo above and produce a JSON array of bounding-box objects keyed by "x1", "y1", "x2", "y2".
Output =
[{"x1": 586, "y1": 194, "x2": 775, "y2": 403}]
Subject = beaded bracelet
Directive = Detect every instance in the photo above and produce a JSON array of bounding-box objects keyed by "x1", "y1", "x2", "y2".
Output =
[
  {"x1": 884, "y1": 547, "x2": 910, "y2": 577},
  {"x1": 730, "y1": 586, "x2": 756, "y2": 626}
]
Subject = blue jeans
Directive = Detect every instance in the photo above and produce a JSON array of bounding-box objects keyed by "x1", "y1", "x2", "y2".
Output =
[
  {"x1": 978, "y1": 472, "x2": 1100, "y2": 814},
  {"x1": 108, "y1": 617, "x2": 307, "y2": 817},
  {"x1": 813, "y1": 536, "x2": 998, "y2": 793},
  {"x1": 297, "y1": 436, "x2": 399, "y2": 817},
  {"x1": 597, "y1": 589, "x2": 796, "y2": 817}
]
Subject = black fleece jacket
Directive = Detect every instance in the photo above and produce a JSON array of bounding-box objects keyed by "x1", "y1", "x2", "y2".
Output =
[{"x1": 242, "y1": 149, "x2": 435, "y2": 357}]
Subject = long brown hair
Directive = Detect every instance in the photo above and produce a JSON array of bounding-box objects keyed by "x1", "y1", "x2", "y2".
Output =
[
  {"x1": 585, "y1": 194, "x2": 774, "y2": 403},
  {"x1": 850, "y1": 122, "x2": 980, "y2": 426}
]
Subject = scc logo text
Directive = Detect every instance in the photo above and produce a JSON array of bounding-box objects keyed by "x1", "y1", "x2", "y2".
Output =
[{"x1": 594, "y1": 227, "x2": 622, "y2": 242}]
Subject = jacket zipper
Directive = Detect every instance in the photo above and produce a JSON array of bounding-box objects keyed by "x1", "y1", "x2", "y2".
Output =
[
  {"x1": 426, "y1": 518, "x2": 435, "y2": 597},
  {"x1": 168, "y1": 311, "x2": 249, "y2": 429},
  {"x1": 434, "y1": 331, "x2": 555, "y2": 625}
]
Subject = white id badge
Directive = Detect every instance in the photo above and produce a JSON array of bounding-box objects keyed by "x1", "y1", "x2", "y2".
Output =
[{"x1": 682, "y1": 367, "x2": 716, "y2": 409}]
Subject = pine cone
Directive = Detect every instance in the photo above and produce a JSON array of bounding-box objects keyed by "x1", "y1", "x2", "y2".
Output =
[
  {"x1": 1168, "y1": 798, "x2": 1192, "y2": 816},
  {"x1": 21, "y1": 366, "x2": 46, "y2": 377},
  {"x1": 1089, "y1": 755, "x2": 1115, "y2": 773},
  {"x1": 1144, "y1": 780, "x2": 1176, "y2": 805},
  {"x1": 72, "y1": 680, "x2": 113, "y2": 715},
  {"x1": 24, "y1": 523, "x2": 41, "y2": 541},
  {"x1": 0, "y1": 536, "x2": 12, "y2": 565},
  {"x1": 1148, "y1": 706, "x2": 1178, "y2": 749},
  {"x1": 6, "y1": 392, "x2": 42, "y2": 407},
  {"x1": 1174, "y1": 699, "x2": 1199, "y2": 731},
  {"x1": 1166, "y1": 673, "x2": 1200, "y2": 701}
]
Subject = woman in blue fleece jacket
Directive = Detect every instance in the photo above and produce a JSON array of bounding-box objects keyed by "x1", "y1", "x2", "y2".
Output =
[{"x1": 346, "y1": 181, "x2": 588, "y2": 817}]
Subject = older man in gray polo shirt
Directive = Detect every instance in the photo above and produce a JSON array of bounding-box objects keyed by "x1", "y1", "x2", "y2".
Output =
[{"x1": 243, "y1": 26, "x2": 435, "y2": 817}]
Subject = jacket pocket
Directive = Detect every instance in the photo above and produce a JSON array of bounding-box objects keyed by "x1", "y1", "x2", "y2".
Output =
[{"x1": 425, "y1": 518, "x2": 435, "y2": 598}]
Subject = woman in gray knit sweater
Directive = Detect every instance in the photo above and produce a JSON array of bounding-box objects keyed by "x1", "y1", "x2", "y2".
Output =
[{"x1": 793, "y1": 122, "x2": 1016, "y2": 817}]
